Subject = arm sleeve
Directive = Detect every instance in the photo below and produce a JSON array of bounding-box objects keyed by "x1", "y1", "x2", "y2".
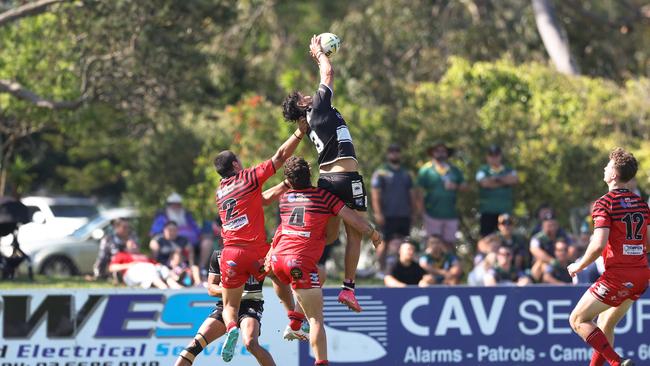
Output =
[
  {"x1": 312, "y1": 84, "x2": 333, "y2": 111},
  {"x1": 253, "y1": 159, "x2": 277, "y2": 184},
  {"x1": 208, "y1": 250, "x2": 221, "y2": 275},
  {"x1": 328, "y1": 193, "x2": 346, "y2": 215},
  {"x1": 476, "y1": 169, "x2": 487, "y2": 182},
  {"x1": 370, "y1": 170, "x2": 383, "y2": 189},
  {"x1": 592, "y1": 199, "x2": 611, "y2": 229}
]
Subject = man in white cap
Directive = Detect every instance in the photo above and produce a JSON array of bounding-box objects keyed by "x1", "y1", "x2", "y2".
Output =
[{"x1": 150, "y1": 192, "x2": 203, "y2": 266}]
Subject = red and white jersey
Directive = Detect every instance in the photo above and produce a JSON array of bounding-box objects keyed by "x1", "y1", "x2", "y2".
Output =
[
  {"x1": 592, "y1": 188, "x2": 650, "y2": 270},
  {"x1": 274, "y1": 187, "x2": 345, "y2": 260},
  {"x1": 216, "y1": 160, "x2": 276, "y2": 247}
]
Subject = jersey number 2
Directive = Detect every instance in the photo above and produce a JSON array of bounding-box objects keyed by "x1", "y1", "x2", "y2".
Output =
[
  {"x1": 222, "y1": 198, "x2": 239, "y2": 221},
  {"x1": 288, "y1": 207, "x2": 305, "y2": 227},
  {"x1": 621, "y1": 212, "x2": 644, "y2": 240}
]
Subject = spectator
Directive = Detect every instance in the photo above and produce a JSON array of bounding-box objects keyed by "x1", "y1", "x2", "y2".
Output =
[
  {"x1": 149, "y1": 221, "x2": 190, "y2": 265},
  {"x1": 167, "y1": 251, "x2": 202, "y2": 287},
  {"x1": 476, "y1": 145, "x2": 519, "y2": 236},
  {"x1": 384, "y1": 240, "x2": 434, "y2": 287},
  {"x1": 150, "y1": 193, "x2": 205, "y2": 263},
  {"x1": 418, "y1": 235, "x2": 462, "y2": 285},
  {"x1": 542, "y1": 240, "x2": 573, "y2": 284},
  {"x1": 530, "y1": 213, "x2": 568, "y2": 281},
  {"x1": 93, "y1": 218, "x2": 137, "y2": 279},
  {"x1": 371, "y1": 143, "x2": 418, "y2": 272},
  {"x1": 484, "y1": 246, "x2": 531, "y2": 286},
  {"x1": 572, "y1": 256, "x2": 605, "y2": 284},
  {"x1": 108, "y1": 239, "x2": 181, "y2": 289},
  {"x1": 417, "y1": 141, "x2": 468, "y2": 244},
  {"x1": 494, "y1": 214, "x2": 529, "y2": 271},
  {"x1": 468, "y1": 234, "x2": 501, "y2": 286},
  {"x1": 530, "y1": 204, "x2": 571, "y2": 240}
]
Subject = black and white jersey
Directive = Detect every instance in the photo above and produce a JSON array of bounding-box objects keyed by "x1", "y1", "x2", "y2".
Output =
[
  {"x1": 307, "y1": 84, "x2": 357, "y2": 167},
  {"x1": 208, "y1": 250, "x2": 263, "y2": 301}
]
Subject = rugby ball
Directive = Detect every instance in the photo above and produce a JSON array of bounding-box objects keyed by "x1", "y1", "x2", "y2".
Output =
[{"x1": 319, "y1": 32, "x2": 341, "y2": 57}]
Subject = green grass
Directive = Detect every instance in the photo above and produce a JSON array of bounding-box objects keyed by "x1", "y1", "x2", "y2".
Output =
[
  {"x1": 0, "y1": 275, "x2": 115, "y2": 289},
  {"x1": 0, "y1": 274, "x2": 385, "y2": 289}
]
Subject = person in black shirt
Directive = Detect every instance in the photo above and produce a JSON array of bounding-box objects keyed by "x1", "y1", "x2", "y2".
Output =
[
  {"x1": 384, "y1": 240, "x2": 433, "y2": 287},
  {"x1": 174, "y1": 250, "x2": 274, "y2": 366},
  {"x1": 281, "y1": 35, "x2": 369, "y2": 312}
]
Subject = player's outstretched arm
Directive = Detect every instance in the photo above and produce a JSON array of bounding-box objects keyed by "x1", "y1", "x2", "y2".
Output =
[
  {"x1": 310, "y1": 35, "x2": 333, "y2": 91},
  {"x1": 337, "y1": 206, "x2": 383, "y2": 249},
  {"x1": 271, "y1": 120, "x2": 308, "y2": 170},
  {"x1": 262, "y1": 180, "x2": 290, "y2": 206},
  {"x1": 567, "y1": 227, "x2": 608, "y2": 277}
]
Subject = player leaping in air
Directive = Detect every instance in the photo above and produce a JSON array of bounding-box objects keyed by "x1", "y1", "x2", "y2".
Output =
[
  {"x1": 568, "y1": 147, "x2": 650, "y2": 366},
  {"x1": 281, "y1": 35, "x2": 369, "y2": 312},
  {"x1": 212, "y1": 119, "x2": 307, "y2": 363},
  {"x1": 271, "y1": 157, "x2": 383, "y2": 366}
]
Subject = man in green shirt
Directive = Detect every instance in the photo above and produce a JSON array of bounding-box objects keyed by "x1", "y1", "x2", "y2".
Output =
[
  {"x1": 476, "y1": 145, "x2": 519, "y2": 236},
  {"x1": 417, "y1": 142, "x2": 467, "y2": 244}
]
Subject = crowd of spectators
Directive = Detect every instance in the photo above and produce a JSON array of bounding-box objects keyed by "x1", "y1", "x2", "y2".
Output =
[
  {"x1": 372, "y1": 142, "x2": 650, "y2": 287},
  {"x1": 91, "y1": 141, "x2": 649, "y2": 289},
  {"x1": 92, "y1": 192, "x2": 218, "y2": 289}
]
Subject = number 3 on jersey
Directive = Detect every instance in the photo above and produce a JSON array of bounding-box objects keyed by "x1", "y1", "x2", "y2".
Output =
[
  {"x1": 309, "y1": 130, "x2": 324, "y2": 154},
  {"x1": 222, "y1": 198, "x2": 239, "y2": 221},
  {"x1": 621, "y1": 212, "x2": 644, "y2": 240}
]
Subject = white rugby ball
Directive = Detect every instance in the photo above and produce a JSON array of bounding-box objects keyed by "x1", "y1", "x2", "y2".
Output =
[{"x1": 319, "y1": 32, "x2": 341, "y2": 57}]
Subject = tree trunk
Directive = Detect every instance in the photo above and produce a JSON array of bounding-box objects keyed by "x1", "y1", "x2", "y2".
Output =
[{"x1": 531, "y1": 0, "x2": 579, "y2": 75}]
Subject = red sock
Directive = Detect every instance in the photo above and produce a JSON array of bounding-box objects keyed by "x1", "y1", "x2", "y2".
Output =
[
  {"x1": 315, "y1": 360, "x2": 328, "y2": 365},
  {"x1": 226, "y1": 321, "x2": 237, "y2": 332},
  {"x1": 586, "y1": 328, "x2": 620, "y2": 366},
  {"x1": 590, "y1": 350, "x2": 606, "y2": 366},
  {"x1": 288, "y1": 310, "x2": 305, "y2": 331}
]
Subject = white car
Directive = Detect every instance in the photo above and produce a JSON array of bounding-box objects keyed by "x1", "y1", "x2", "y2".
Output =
[
  {"x1": 18, "y1": 196, "x2": 99, "y2": 245},
  {"x1": 21, "y1": 207, "x2": 139, "y2": 276}
]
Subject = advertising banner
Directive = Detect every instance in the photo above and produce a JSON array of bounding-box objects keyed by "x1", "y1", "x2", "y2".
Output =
[{"x1": 1, "y1": 286, "x2": 649, "y2": 366}]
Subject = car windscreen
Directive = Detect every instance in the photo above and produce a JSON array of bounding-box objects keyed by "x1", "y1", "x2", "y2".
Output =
[
  {"x1": 71, "y1": 215, "x2": 106, "y2": 239},
  {"x1": 50, "y1": 204, "x2": 98, "y2": 218}
]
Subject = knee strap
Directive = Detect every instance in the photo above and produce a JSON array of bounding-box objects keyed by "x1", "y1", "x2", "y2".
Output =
[{"x1": 180, "y1": 333, "x2": 208, "y2": 363}]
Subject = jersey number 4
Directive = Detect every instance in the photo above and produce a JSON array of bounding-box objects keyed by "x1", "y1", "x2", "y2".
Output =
[
  {"x1": 288, "y1": 207, "x2": 305, "y2": 227},
  {"x1": 222, "y1": 198, "x2": 239, "y2": 221},
  {"x1": 621, "y1": 212, "x2": 644, "y2": 240}
]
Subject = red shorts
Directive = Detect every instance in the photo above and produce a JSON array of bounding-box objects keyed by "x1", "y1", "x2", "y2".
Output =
[
  {"x1": 271, "y1": 253, "x2": 321, "y2": 289},
  {"x1": 220, "y1": 244, "x2": 269, "y2": 289},
  {"x1": 589, "y1": 267, "x2": 650, "y2": 307}
]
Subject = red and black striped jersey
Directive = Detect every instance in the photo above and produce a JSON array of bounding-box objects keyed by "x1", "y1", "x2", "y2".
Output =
[
  {"x1": 274, "y1": 187, "x2": 345, "y2": 259},
  {"x1": 216, "y1": 160, "x2": 276, "y2": 247},
  {"x1": 592, "y1": 188, "x2": 649, "y2": 270}
]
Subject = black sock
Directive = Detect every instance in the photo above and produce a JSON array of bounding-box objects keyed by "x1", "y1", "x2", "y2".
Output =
[{"x1": 342, "y1": 279, "x2": 355, "y2": 291}]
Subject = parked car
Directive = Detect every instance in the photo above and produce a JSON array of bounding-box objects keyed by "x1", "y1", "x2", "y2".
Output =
[
  {"x1": 18, "y1": 196, "x2": 100, "y2": 245},
  {"x1": 21, "y1": 207, "x2": 138, "y2": 277}
]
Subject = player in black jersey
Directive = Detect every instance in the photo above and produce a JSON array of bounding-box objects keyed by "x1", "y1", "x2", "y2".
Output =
[
  {"x1": 174, "y1": 250, "x2": 275, "y2": 366},
  {"x1": 281, "y1": 35, "x2": 369, "y2": 312}
]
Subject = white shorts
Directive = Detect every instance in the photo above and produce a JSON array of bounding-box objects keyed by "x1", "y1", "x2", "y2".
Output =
[{"x1": 123, "y1": 262, "x2": 168, "y2": 289}]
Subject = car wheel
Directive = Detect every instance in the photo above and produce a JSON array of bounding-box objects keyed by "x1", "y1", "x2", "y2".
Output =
[{"x1": 40, "y1": 256, "x2": 78, "y2": 277}]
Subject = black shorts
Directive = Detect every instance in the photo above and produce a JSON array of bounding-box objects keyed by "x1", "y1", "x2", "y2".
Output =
[
  {"x1": 210, "y1": 299, "x2": 264, "y2": 330},
  {"x1": 318, "y1": 239, "x2": 340, "y2": 265},
  {"x1": 383, "y1": 217, "x2": 411, "y2": 241},
  {"x1": 317, "y1": 172, "x2": 367, "y2": 211}
]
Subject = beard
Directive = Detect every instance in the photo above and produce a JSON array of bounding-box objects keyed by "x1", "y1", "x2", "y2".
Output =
[
  {"x1": 166, "y1": 207, "x2": 187, "y2": 226},
  {"x1": 388, "y1": 157, "x2": 401, "y2": 165}
]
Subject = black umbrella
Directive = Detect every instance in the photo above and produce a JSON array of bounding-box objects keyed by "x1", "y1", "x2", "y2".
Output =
[{"x1": 0, "y1": 197, "x2": 30, "y2": 236}]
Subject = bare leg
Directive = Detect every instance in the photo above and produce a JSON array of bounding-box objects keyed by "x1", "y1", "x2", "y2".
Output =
[
  {"x1": 295, "y1": 288, "x2": 327, "y2": 362},
  {"x1": 271, "y1": 275, "x2": 295, "y2": 312},
  {"x1": 174, "y1": 317, "x2": 226, "y2": 366},
  {"x1": 569, "y1": 291, "x2": 611, "y2": 339},
  {"x1": 342, "y1": 210, "x2": 365, "y2": 282},
  {"x1": 240, "y1": 317, "x2": 275, "y2": 366},
  {"x1": 597, "y1": 299, "x2": 634, "y2": 345},
  {"x1": 325, "y1": 216, "x2": 341, "y2": 244},
  {"x1": 222, "y1": 286, "x2": 245, "y2": 328}
]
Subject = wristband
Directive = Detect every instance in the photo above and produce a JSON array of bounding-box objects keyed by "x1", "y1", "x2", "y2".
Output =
[
  {"x1": 293, "y1": 132, "x2": 302, "y2": 140},
  {"x1": 283, "y1": 180, "x2": 291, "y2": 189}
]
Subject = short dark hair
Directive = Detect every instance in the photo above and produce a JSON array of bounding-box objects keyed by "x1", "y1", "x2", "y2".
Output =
[
  {"x1": 213, "y1": 150, "x2": 238, "y2": 178},
  {"x1": 164, "y1": 220, "x2": 177, "y2": 229},
  {"x1": 609, "y1": 147, "x2": 638, "y2": 183},
  {"x1": 282, "y1": 91, "x2": 307, "y2": 122},
  {"x1": 284, "y1": 156, "x2": 311, "y2": 189}
]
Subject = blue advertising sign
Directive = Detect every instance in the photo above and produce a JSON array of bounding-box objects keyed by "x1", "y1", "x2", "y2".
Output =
[{"x1": 299, "y1": 286, "x2": 650, "y2": 366}]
